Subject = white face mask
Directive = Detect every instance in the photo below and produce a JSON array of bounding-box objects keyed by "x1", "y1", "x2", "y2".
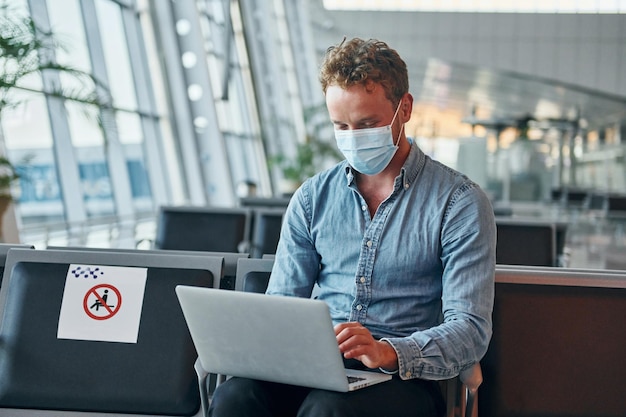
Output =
[{"x1": 334, "y1": 102, "x2": 403, "y2": 176}]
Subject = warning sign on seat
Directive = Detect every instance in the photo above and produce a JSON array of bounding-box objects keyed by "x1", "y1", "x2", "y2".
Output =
[{"x1": 57, "y1": 264, "x2": 147, "y2": 343}]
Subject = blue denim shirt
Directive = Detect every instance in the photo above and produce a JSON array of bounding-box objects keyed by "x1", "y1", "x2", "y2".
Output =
[{"x1": 267, "y1": 141, "x2": 496, "y2": 381}]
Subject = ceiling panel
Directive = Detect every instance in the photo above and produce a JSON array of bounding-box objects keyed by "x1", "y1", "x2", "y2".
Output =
[
  {"x1": 306, "y1": 3, "x2": 626, "y2": 135},
  {"x1": 408, "y1": 58, "x2": 626, "y2": 131}
]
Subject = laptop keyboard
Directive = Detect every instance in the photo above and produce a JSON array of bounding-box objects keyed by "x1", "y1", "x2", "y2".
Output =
[{"x1": 347, "y1": 376, "x2": 366, "y2": 384}]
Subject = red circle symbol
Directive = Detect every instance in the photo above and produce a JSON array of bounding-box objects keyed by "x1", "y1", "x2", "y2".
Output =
[{"x1": 83, "y1": 284, "x2": 122, "y2": 320}]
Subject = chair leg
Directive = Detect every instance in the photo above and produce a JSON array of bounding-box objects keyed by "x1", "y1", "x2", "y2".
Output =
[
  {"x1": 194, "y1": 359, "x2": 210, "y2": 417},
  {"x1": 459, "y1": 363, "x2": 483, "y2": 417},
  {"x1": 464, "y1": 388, "x2": 478, "y2": 417},
  {"x1": 445, "y1": 377, "x2": 459, "y2": 417},
  {"x1": 459, "y1": 385, "x2": 467, "y2": 417}
]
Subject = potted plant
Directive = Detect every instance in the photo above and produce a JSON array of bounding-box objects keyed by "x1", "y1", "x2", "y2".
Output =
[
  {"x1": 0, "y1": 156, "x2": 21, "y2": 239},
  {"x1": 1, "y1": 5, "x2": 105, "y2": 109},
  {"x1": 269, "y1": 135, "x2": 341, "y2": 195},
  {"x1": 268, "y1": 103, "x2": 342, "y2": 195},
  {"x1": 0, "y1": 155, "x2": 19, "y2": 200}
]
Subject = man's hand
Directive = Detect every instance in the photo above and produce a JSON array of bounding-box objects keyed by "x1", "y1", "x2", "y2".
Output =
[{"x1": 334, "y1": 322, "x2": 398, "y2": 371}]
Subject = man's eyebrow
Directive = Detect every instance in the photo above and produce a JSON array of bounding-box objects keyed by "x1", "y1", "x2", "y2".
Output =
[
  {"x1": 360, "y1": 116, "x2": 379, "y2": 123},
  {"x1": 331, "y1": 116, "x2": 379, "y2": 125}
]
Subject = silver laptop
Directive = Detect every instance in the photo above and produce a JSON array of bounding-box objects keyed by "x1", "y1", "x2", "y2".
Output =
[{"x1": 175, "y1": 286, "x2": 392, "y2": 392}]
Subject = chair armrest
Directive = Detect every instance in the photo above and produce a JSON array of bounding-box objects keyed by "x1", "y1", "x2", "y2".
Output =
[
  {"x1": 459, "y1": 363, "x2": 483, "y2": 394},
  {"x1": 459, "y1": 363, "x2": 483, "y2": 417}
]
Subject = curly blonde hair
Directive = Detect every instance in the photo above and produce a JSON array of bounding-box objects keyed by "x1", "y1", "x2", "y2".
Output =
[{"x1": 319, "y1": 37, "x2": 408, "y2": 105}]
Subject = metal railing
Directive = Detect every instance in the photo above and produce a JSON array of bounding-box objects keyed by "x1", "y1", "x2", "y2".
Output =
[{"x1": 18, "y1": 212, "x2": 158, "y2": 250}]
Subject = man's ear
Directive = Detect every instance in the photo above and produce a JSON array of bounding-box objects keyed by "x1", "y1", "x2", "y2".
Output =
[{"x1": 401, "y1": 93, "x2": 414, "y2": 122}]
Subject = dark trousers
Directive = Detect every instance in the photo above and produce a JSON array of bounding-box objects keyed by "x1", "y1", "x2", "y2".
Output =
[{"x1": 208, "y1": 375, "x2": 445, "y2": 417}]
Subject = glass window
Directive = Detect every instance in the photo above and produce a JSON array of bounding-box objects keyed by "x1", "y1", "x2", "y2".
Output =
[
  {"x1": 47, "y1": 0, "x2": 114, "y2": 218},
  {"x1": 117, "y1": 111, "x2": 152, "y2": 207},
  {"x1": 95, "y1": 0, "x2": 138, "y2": 111},
  {"x1": 66, "y1": 100, "x2": 114, "y2": 217},
  {"x1": 2, "y1": 92, "x2": 64, "y2": 224}
]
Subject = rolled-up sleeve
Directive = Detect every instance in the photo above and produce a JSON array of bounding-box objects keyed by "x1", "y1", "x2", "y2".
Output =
[{"x1": 383, "y1": 183, "x2": 496, "y2": 380}]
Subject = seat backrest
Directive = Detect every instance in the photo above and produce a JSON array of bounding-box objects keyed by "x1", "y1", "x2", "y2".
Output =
[
  {"x1": 46, "y1": 246, "x2": 249, "y2": 290},
  {"x1": 444, "y1": 362, "x2": 482, "y2": 417},
  {"x1": 238, "y1": 196, "x2": 291, "y2": 209},
  {"x1": 233, "y1": 257, "x2": 481, "y2": 417},
  {"x1": 234, "y1": 257, "x2": 274, "y2": 293},
  {"x1": 565, "y1": 189, "x2": 588, "y2": 207},
  {"x1": 495, "y1": 219, "x2": 556, "y2": 266},
  {"x1": 585, "y1": 192, "x2": 608, "y2": 211},
  {"x1": 0, "y1": 248, "x2": 223, "y2": 416},
  {"x1": 154, "y1": 205, "x2": 251, "y2": 253},
  {"x1": 607, "y1": 194, "x2": 626, "y2": 213},
  {"x1": 0, "y1": 244, "x2": 34, "y2": 288},
  {"x1": 249, "y1": 208, "x2": 285, "y2": 258},
  {"x1": 480, "y1": 265, "x2": 626, "y2": 417}
]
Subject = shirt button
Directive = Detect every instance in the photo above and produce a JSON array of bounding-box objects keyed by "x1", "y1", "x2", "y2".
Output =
[
  {"x1": 356, "y1": 304, "x2": 363, "y2": 311},
  {"x1": 404, "y1": 183, "x2": 410, "y2": 189},
  {"x1": 366, "y1": 240, "x2": 372, "y2": 248},
  {"x1": 360, "y1": 276, "x2": 366, "y2": 283},
  {"x1": 405, "y1": 371, "x2": 412, "y2": 378},
  {"x1": 361, "y1": 205, "x2": 367, "y2": 211}
]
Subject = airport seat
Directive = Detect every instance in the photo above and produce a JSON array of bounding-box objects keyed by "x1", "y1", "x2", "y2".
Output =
[
  {"x1": 605, "y1": 246, "x2": 626, "y2": 270},
  {"x1": 551, "y1": 187, "x2": 588, "y2": 209},
  {"x1": 460, "y1": 364, "x2": 482, "y2": 417},
  {"x1": 249, "y1": 208, "x2": 285, "y2": 258},
  {"x1": 154, "y1": 205, "x2": 252, "y2": 254},
  {"x1": 238, "y1": 196, "x2": 291, "y2": 209},
  {"x1": 0, "y1": 243, "x2": 34, "y2": 288},
  {"x1": 565, "y1": 189, "x2": 589, "y2": 208},
  {"x1": 46, "y1": 245, "x2": 249, "y2": 290},
  {"x1": 480, "y1": 265, "x2": 626, "y2": 417},
  {"x1": 584, "y1": 192, "x2": 608, "y2": 212},
  {"x1": 495, "y1": 219, "x2": 557, "y2": 267},
  {"x1": 234, "y1": 256, "x2": 274, "y2": 292},
  {"x1": 583, "y1": 192, "x2": 626, "y2": 216},
  {"x1": 0, "y1": 248, "x2": 223, "y2": 416},
  {"x1": 195, "y1": 257, "x2": 274, "y2": 416},
  {"x1": 196, "y1": 257, "x2": 483, "y2": 417},
  {"x1": 445, "y1": 363, "x2": 482, "y2": 417},
  {"x1": 607, "y1": 194, "x2": 626, "y2": 213}
]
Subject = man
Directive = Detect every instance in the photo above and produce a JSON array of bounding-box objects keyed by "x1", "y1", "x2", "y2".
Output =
[{"x1": 209, "y1": 37, "x2": 495, "y2": 417}]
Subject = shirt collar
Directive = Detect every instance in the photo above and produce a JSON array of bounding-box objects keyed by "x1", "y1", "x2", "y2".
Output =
[
  {"x1": 343, "y1": 162, "x2": 354, "y2": 185},
  {"x1": 398, "y1": 139, "x2": 425, "y2": 190}
]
